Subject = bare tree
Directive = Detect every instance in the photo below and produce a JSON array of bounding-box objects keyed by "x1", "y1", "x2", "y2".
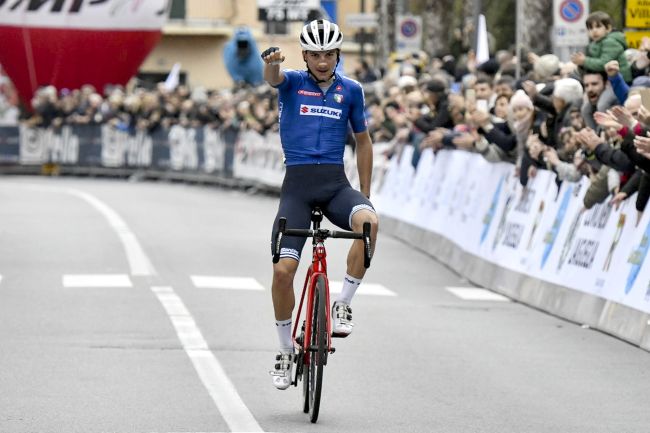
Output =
[
  {"x1": 520, "y1": 0, "x2": 552, "y2": 54},
  {"x1": 420, "y1": 0, "x2": 455, "y2": 57}
]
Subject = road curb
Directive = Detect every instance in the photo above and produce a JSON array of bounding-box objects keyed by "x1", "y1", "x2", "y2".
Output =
[{"x1": 380, "y1": 215, "x2": 650, "y2": 352}]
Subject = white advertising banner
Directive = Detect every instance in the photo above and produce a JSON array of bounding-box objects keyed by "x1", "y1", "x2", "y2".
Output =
[
  {"x1": 614, "y1": 207, "x2": 650, "y2": 313},
  {"x1": 476, "y1": 165, "x2": 518, "y2": 264},
  {"x1": 379, "y1": 145, "x2": 415, "y2": 219},
  {"x1": 456, "y1": 159, "x2": 504, "y2": 255},
  {"x1": 490, "y1": 170, "x2": 557, "y2": 273},
  {"x1": 531, "y1": 177, "x2": 588, "y2": 286},
  {"x1": 427, "y1": 150, "x2": 472, "y2": 236},
  {"x1": 454, "y1": 155, "x2": 497, "y2": 254},
  {"x1": 231, "y1": 135, "x2": 650, "y2": 317},
  {"x1": 403, "y1": 148, "x2": 435, "y2": 228},
  {"x1": 552, "y1": 201, "x2": 615, "y2": 293}
]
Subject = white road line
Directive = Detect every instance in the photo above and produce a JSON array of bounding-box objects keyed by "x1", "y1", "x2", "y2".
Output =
[
  {"x1": 0, "y1": 274, "x2": 3, "y2": 285},
  {"x1": 152, "y1": 286, "x2": 263, "y2": 433},
  {"x1": 63, "y1": 274, "x2": 132, "y2": 288},
  {"x1": 446, "y1": 287, "x2": 511, "y2": 302},
  {"x1": 16, "y1": 185, "x2": 260, "y2": 430},
  {"x1": 329, "y1": 281, "x2": 397, "y2": 297},
  {"x1": 191, "y1": 276, "x2": 264, "y2": 291},
  {"x1": 190, "y1": 276, "x2": 396, "y2": 297},
  {"x1": 65, "y1": 189, "x2": 156, "y2": 276}
]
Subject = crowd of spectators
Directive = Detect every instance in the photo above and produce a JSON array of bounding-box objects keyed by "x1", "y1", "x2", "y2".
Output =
[
  {"x1": 1, "y1": 77, "x2": 280, "y2": 137},
  {"x1": 360, "y1": 10, "x2": 650, "y2": 216},
  {"x1": 3, "y1": 10, "x2": 650, "y2": 214}
]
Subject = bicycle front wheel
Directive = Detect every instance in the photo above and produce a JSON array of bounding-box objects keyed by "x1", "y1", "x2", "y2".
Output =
[{"x1": 307, "y1": 274, "x2": 328, "y2": 423}]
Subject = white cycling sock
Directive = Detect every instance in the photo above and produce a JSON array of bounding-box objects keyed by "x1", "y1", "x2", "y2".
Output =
[
  {"x1": 275, "y1": 319, "x2": 293, "y2": 354},
  {"x1": 337, "y1": 274, "x2": 362, "y2": 305}
]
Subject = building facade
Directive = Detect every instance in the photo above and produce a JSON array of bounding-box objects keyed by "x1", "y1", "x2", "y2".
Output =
[{"x1": 139, "y1": 0, "x2": 373, "y2": 90}]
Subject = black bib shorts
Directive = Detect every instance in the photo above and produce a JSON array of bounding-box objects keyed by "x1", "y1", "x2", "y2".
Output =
[{"x1": 270, "y1": 164, "x2": 375, "y2": 262}]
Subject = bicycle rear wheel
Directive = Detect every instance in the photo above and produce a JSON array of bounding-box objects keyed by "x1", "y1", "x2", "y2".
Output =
[{"x1": 306, "y1": 274, "x2": 327, "y2": 423}]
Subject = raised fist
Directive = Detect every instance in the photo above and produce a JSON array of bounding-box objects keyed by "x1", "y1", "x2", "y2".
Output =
[{"x1": 261, "y1": 46, "x2": 285, "y2": 65}]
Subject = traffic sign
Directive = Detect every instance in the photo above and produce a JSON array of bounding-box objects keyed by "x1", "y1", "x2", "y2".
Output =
[
  {"x1": 395, "y1": 15, "x2": 422, "y2": 54},
  {"x1": 400, "y1": 19, "x2": 418, "y2": 38},
  {"x1": 559, "y1": 0, "x2": 584, "y2": 23},
  {"x1": 257, "y1": 0, "x2": 319, "y2": 22},
  {"x1": 627, "y1": 0, "x2": 650, "y2": 28},
  {"x1": 346, "y1": 13, "x2": 378, "y2": 29},
  {"x1": 553, "y1": 0, "x2": 588, "y2": 47}
]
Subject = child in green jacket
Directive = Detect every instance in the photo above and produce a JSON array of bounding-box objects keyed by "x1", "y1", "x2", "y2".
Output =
[
  {"x1": 571, "y1": 11, "x2": 630, "y2": 129},
  {"x1": 571, "y1": 11, "x2": 632, "y2": 83}
]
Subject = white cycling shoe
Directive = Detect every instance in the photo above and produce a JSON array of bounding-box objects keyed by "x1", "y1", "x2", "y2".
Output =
[
  {"x1": 270, "y1": 352, "x2": 294, "y2": 390},
  {"x1": 332, "y1": 301, "x2": 354, "y2": 337}
]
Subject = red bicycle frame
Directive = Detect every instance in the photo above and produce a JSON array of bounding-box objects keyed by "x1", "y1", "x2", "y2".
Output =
[{"x1": 292, "y1": 241, "x2": 332, "y2": 363}]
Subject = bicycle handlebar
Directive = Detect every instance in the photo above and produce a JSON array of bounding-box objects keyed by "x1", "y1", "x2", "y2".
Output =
[{"x1": 272, "y1": 218, "x2": 373, "y2": 268}]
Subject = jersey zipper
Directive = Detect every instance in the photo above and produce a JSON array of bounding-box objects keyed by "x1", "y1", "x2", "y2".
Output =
[{"x1": 316, "y1": 77, "x2": 338, "y2": 164}]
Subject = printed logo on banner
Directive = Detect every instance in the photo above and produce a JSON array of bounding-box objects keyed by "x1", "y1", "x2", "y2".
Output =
[
  {"x1": 625, "y1": 219, "x2": 650, "y2": 294},
  {"x1": 49, "y1": 127, "x2": 79, "y2": 164},
  {"x1": 19, "y1": 126, "x2": 79, "y2": 165},
  {"x1": 168, "y1": 125, "x2": 199, "y2": 171},
  {"x1": 461, "y1": 179, "x2": 478, "y2": 223},
  {"x1": 501, "y1": 222, "x2": 525, "y2": 249},
  {"x1": 126, "y1": 131, "x2": 153, "y2": 167},
  {"x1": 583, "y1": 202, "x2": 613, "y2": 229},
  {"x1": 493, "y1": 194, "x2": 515, "y2": 250},
  {"x1": 556, "y1": 203, "x2": 613, "y2": 271},
  {"x1": 202, "y1": 128, "x2": 226, "y2": 173},
  {"x1": 541, "y1": 184, "x2": 573, "y2": 268},
  {"x1": 567, "y1": 238, "x2": 599, "y2": 269},
  {"x1": 603, "y1": 213, "x2": 627, "y2": 271},
  {"x1": 527, "y1": 201, "x2": 545, "y2": 250},
  {"x1": 101, "y1": 126, "x2": 152, "y2": 168},
  {"x1": 557, "y1": 208, "x2": 585, "y2": 271},
  {"x1": 515, "y1": 188, "x2": 535, "y2": 213},
  {"x1": 499, "y1": 187, "x2": 538, "y2": 250},
  {"x1": 480, "y1": 175, "x2": 504, "y2": 244}
]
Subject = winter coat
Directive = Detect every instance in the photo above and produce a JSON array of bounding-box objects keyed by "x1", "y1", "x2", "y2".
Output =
[{"x1": 585, "y1": 31, "x2": 632, "y2": 83}]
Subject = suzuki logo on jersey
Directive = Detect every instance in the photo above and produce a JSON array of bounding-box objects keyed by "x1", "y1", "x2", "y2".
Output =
[{"x1": 299, "y1": 105, "x2": 342, "y2": 119}]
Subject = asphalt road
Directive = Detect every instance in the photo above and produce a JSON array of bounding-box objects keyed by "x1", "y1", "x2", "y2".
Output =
[{"x1": 1, "y1": 176, "x2": 648, "y2": 433}]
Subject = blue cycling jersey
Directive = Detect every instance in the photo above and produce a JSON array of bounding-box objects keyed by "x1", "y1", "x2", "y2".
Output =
[{"x1": 273, "y1": 69, "x2": 367, "y2": 166}]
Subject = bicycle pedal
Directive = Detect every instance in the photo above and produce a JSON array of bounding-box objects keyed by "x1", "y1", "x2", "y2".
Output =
[{"x1": 329, "y1": 347, "x2": 336, "y2": 354}]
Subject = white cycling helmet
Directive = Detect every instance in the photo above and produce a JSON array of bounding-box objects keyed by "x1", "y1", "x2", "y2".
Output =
[{"x1": 300, "y1": 19, "x2": 343, "y2": 51}]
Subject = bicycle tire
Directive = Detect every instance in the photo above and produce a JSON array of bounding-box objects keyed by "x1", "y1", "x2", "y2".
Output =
[
  {"x1": 308, "y1": 274, "x2": 327, "y2": 423},
  {"x1": 300, "y1": 322, "x2": 309, "y2": 413}
]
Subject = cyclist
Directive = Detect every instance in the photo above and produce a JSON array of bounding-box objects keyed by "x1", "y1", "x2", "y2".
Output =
[{"x1": 262, "y1": 19, "x2": 379, "y2": 390}]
